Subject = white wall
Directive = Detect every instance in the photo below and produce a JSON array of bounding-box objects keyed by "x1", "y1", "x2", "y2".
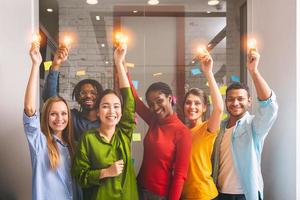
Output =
[
  {"x1": 0, "y1": 0, "x2": 38, "y2": 199},
  {"x1": 249, "y1": 0, "x2": 298, "y2": 199}
]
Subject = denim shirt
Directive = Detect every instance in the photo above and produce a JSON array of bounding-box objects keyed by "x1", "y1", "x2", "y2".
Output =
[
  {"x1": 42, "y1": 69, "x2": 100, "y2": 141},
  {"x1": 212, "y1": 92, "x2": 278, "y2": 200},
  {"x1": 23, "y1": 112, "x2": 80, "y2": 200}
]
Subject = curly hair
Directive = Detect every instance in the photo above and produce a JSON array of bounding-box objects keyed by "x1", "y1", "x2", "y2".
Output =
[{"x1": 72, "y1": 79, "x2": 104, "y2": 102}]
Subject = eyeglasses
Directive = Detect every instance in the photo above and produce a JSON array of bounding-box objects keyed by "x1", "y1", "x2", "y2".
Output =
[{"x1": 79, "y1": 90, "x2": 98, "y2": 97}]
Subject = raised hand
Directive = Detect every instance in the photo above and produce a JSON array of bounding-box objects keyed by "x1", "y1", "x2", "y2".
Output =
[
  {"x1": 247, "y1": 49, "x2": 260, "y2": 73},
  {"x1": 114, "y1": 44, "x2": 127, "y2": 67},
  {"x1": 101, "y1": 160, "x2": 124, "y2": 178},
  {"x1": 29, "y1": 42, "x2": 42, "y2": 66},
  {"x1": 198, "y1": 48, "x2": 213, "y2": 74},
  {"x1": 52, "y1": 46, "x2": 69, "y2": 68}
]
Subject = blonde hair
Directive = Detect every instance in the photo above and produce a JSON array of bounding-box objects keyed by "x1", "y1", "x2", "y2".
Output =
[{"x1": 40, "y1": 96, "x2": 74, "y2": 170}]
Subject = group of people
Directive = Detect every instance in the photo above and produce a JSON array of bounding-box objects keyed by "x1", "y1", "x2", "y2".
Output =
[{"x1": 23, "y1": 38, "x2": 278, "y2": 200}]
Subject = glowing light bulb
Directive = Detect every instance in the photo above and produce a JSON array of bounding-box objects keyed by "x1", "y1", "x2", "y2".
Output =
[
  {"x1": 248, "y1": 38, "x2": 257, "y2": 50},
  {"x1": 63, "y1": 36, "x2": 72, "y2": 48},
  {"x1": 32, "y1": 33, "x2": 41, "y2": 43},
  {"x1": 115, "y1": 32, "x2": 128, "y2": 46},
  {"x1": 197, "y1": 46, "x2": 208, "y2": 57}
]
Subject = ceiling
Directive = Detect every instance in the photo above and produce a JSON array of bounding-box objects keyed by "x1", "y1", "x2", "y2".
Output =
[{"x1": 40, "y1": 0, "x2": 226, "y2": 43}]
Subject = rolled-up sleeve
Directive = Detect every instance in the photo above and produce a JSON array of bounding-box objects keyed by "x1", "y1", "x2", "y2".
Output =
[{"x1": 23, "y1": 112, "x2": 46, "y2": 154}]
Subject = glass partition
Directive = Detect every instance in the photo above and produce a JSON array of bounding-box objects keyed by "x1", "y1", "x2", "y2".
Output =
[{"x1": 39, "y1": 0, "x2": 246, "y2": 172}]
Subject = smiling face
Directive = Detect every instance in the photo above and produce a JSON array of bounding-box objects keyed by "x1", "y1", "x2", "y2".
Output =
[
  {"x1": 184, "y1": 93, "x2": 207, "y2": 125},
  {"x1": 146, "y1": 90, "x2": 173, "y2": 120},
  {"x1": 225, "y1": 89, "x2": 251, "y2": 120},
  {"x1": 78, "y1": 83, "x2": 98, "y2": 111},
  {"x1": 98, "y1": 93, "x2": 122, "y2": 127},
  {"x1": 48, "y1": 101, "x2": 69, "y2": 135}
]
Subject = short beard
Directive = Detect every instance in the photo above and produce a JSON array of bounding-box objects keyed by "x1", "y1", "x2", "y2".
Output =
[{"x1": 79, "y1": 101, "x2": 97, "y2": 112}]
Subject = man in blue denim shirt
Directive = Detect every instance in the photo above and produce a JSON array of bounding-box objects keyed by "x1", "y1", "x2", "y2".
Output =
[
  {"x1": 43, "y1": 46, "x2": 103, "y2": 141},
  {"x1": 212, "y1": 48, "x2": 278, "y2": 200}
]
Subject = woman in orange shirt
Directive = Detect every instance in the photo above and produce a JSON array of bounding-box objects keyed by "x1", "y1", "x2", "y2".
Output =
[{"x1": 181, "y1": 49, "x2": 223, "y2": 200}]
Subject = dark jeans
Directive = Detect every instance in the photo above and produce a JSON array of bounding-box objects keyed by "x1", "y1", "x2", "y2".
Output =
[
  {"x1": 138, "y1": 184, "x2": 167, "y2": 200},
  {"x1": 217, "y1": 193, "x2": 246, "y2": 200},
  {"x1": 217, "y1": 192, "x2": 262, "y2": 200}
]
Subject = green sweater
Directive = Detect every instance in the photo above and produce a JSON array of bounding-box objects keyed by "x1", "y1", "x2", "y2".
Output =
[{"x1": 72, "y1": 87, "x2": 138, "y2": 200}]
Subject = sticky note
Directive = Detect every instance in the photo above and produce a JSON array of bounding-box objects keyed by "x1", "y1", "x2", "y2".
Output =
[
  {"x1": 132, "y1": 133, "x2": 141, "y2": 141},
  {"x1": 208, "y1": 95, "x2": 212, "y2": 104},
  {"x1": 132, "y1": 80, "x2": 139, "y2": 90},
  {"x1": 43, "y1": 61, "x2": 52, "y2": 71},
  {"x1": 172, "y1": 96, "x2": 177, "y2": 104},
  {"x1": 76, "y1": 70, "x2": 86, "y2": 76},
  {"x1": 221, "y1": 113, "x2": 228, "y2": 120},
  {"x1": 153, "y1": 72, "x2": 162, "y2": 77},
  {"x1": 191, "y1": 68, "x2": 201, "y2": 76},
  {"x1": 134, "y1": 115, "x2": 138, "y2": 124},
  {"x1": 126, "y1": 62, "x2": 135, "y2": 68},
  {"x1": 231, "y1": 75, "x2": 240, "y2": 82},
  {"x1": 219, "y1": 85, "x2": 227, "y2": 95}
]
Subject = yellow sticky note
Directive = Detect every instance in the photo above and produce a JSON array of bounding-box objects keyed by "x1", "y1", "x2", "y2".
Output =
[
  {"x1": 153, "y1": 72, "x2": 163, "y2": 77},
  {"x1": 43, "y1": 61, "x2": 52, "y2": 71},
  {"x1": 219, "y1": 85, "x2": 227, "y2": 95},
  {"x1": 208, "y1": 95, "x2": 212, "y2": 104},
  {"x1": 221, "y1": 113, "x2": 228, "y2": 120},
  {"x1": 126, "y1": 62, "x2": 135, "y2": 68},
  {"x1": 76, "y1": 70, "x2": 86, "y2": 76},
  {"x1": 132, "y1": 133, "x2": 141, "y2": 141}
]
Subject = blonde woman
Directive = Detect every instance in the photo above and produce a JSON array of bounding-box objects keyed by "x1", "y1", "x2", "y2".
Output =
[{"x1": 23, "y1": 42, "x2": 79, "y2": 200}]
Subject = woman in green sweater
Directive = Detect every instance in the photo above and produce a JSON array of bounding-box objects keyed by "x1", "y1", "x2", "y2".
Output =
[{"x1": 72, "y1": 44, "x2": 138, "y2": 200}]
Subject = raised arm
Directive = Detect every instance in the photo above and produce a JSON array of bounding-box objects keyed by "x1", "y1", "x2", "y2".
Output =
[
  {"x1": 198, "y1": 50, "x2": 223, "y2": 133},
  {"x1": 114, "y1": 44, "x2": 135, "y2": 137},
  {"x1": 247, "y1": 49, "x2": 271, "y2": 100},
  {"x1": 24, "y1": 42, "x2": 42, "y2": 117},
  {"x1": 248, "y1": 48, "x2": 278, "y2": 142},
  {"x1": 127, "y1": 74, "x2": 153, "y2": 125},
  {"x1": 42, "y1": 46, "x2": 69, "y2": 101},
  {"x1": 114, "y1": 44, "x2": 129, "y2": 88}
]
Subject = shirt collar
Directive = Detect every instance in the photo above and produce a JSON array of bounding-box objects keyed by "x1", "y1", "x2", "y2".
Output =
[
  {"x1": 222, "y1": 111, "x2": 251, "y2": 128},
  {"x1": 52, "y1": 134, "x2": 68, "y2": 147}
]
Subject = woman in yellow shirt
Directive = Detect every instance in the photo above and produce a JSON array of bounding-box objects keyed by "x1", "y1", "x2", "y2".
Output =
[{"x1": 181, "y1": 49, "x2": 223, "y2": 200}]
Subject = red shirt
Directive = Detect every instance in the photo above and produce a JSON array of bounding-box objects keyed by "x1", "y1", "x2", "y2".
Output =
[{"x1": 129, "y1": 78, "x2": 192, "y2": 200}]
